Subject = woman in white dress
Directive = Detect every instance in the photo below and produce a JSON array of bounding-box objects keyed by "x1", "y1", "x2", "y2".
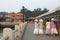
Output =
[
  {"x1": 33, "y1": 19, "x2": 39, "y2": 35},
  {"x1": 38, "y1": 19, "x2": 44, "y2": 35}
]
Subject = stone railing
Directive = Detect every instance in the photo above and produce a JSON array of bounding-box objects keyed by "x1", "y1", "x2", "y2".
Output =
[{"x1": 0, "y1": 22, "x2": 27, "y2": 40}]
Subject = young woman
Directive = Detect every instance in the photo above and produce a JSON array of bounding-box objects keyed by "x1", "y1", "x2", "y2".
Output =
[
  {"x1": 33, "y1": 19, "x2": 39, "y2": 35},
  {"x1": 50, "y1": 18, "x2": 58, "y2": 36},
  {"x1": 45, "y1": 20, "x2": 51, "y2": 35},
  {"x1": 38, "y1": 19, "x2": 44, "y2": 36}
]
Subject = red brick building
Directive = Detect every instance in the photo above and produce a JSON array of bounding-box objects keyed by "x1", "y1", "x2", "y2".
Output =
[
  {"x1": 13, "y1": 12, "x2": 24, "y2": 22},
  {"x1": 7, "y1": 12, "x2": 24, "y2": 22}
]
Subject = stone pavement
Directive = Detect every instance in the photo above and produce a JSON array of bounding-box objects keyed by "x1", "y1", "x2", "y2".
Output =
[{"x1": 22, "y1": 24, "x2": 60, "y2": 40}]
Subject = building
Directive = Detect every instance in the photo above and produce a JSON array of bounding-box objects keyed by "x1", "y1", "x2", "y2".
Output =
[
  {"x1": 12, "y1": 12, "x2": 24, "y2": 22},
  {"x1": 5, "y1": 12, "x2": 24, "y2": 22},
  {"x1": 36, "y1": 7, "x2": 60, "y2": 23}
]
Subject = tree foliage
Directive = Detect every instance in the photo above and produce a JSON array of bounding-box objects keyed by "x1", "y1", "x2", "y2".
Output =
[{"x1": 20, "y1": 6, "x2": 49, "y2": 20}]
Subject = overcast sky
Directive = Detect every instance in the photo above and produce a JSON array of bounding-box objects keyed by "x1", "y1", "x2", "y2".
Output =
[{"x1": 0, "y1": 0, "x2": 60, "y2": 13}]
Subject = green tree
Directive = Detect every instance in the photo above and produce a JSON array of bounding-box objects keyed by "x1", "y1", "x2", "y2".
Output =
[
  {"x1": 20, "y1": 6, "x2": 32, "y2": 21},
  {"x1": 20, "y1": 6, "x2": 49, "y2": 21}
]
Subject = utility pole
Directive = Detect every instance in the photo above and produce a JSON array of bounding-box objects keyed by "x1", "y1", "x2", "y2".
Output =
[{"x1": 22, "y1": 6, "x2": 25, "y2": 22}]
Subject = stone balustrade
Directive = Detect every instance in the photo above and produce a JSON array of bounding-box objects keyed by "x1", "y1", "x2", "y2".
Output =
[{"x1": 0, "y1": 22, "x2": 27, "y2": 40}]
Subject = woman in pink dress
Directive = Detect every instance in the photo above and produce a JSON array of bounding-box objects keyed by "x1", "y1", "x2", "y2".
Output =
[{"x1": 50, "y1": 18, "x2": 58, "y2": 36}]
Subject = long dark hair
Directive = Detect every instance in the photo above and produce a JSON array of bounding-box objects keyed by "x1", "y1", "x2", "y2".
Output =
[
  {"x1": 53, "y1": 21, "x2": 57, "y2": 26},
  {"x1": 53, "y1": 21, "x2": 56, "y2": 24},
  {"x1": 47, "y1": 19, "x2": 50, "y2": 22}
]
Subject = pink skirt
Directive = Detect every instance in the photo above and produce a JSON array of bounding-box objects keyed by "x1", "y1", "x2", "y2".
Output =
[{"x1": 45, "y1": 29, "x2": 51, "y2": 34}]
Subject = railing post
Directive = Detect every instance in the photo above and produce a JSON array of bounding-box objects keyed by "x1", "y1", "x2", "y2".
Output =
[
  {"x1": 14, "y1": 22, "x2": 27, "y2": 40},
  {"x1": 15, "y1": 24, "x2": 22, "y2": 40},
  {"x1": 3, "y1": 28, "x2": 15, "y2": 40}
]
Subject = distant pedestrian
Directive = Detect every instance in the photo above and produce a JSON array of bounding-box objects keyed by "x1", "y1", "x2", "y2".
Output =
[
  {"x1": 33, "y1": 19, "x2": 39, "y2": 35},
  {"x1": 50, "y1": 18, "x2": 58, "y2": 36},
  {"x1": 38, "y1": 19, "x2": 44, "y2": 36},
  {"x1": 45, "y1": 20, "x2": 51, "y2": 35}
]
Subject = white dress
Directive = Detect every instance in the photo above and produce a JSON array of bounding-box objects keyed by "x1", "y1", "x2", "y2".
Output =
[
  {"x1": 33, "y1": 22, "x2": 39, "y2": 34},
  {"x1": 38, "y1": 22, "x2": 44, "y2": 34}
]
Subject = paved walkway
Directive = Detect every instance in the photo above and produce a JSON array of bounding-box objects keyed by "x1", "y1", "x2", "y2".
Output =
[{"x1": 22, "y1": 24, "x2": 60, "y2": 40}]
